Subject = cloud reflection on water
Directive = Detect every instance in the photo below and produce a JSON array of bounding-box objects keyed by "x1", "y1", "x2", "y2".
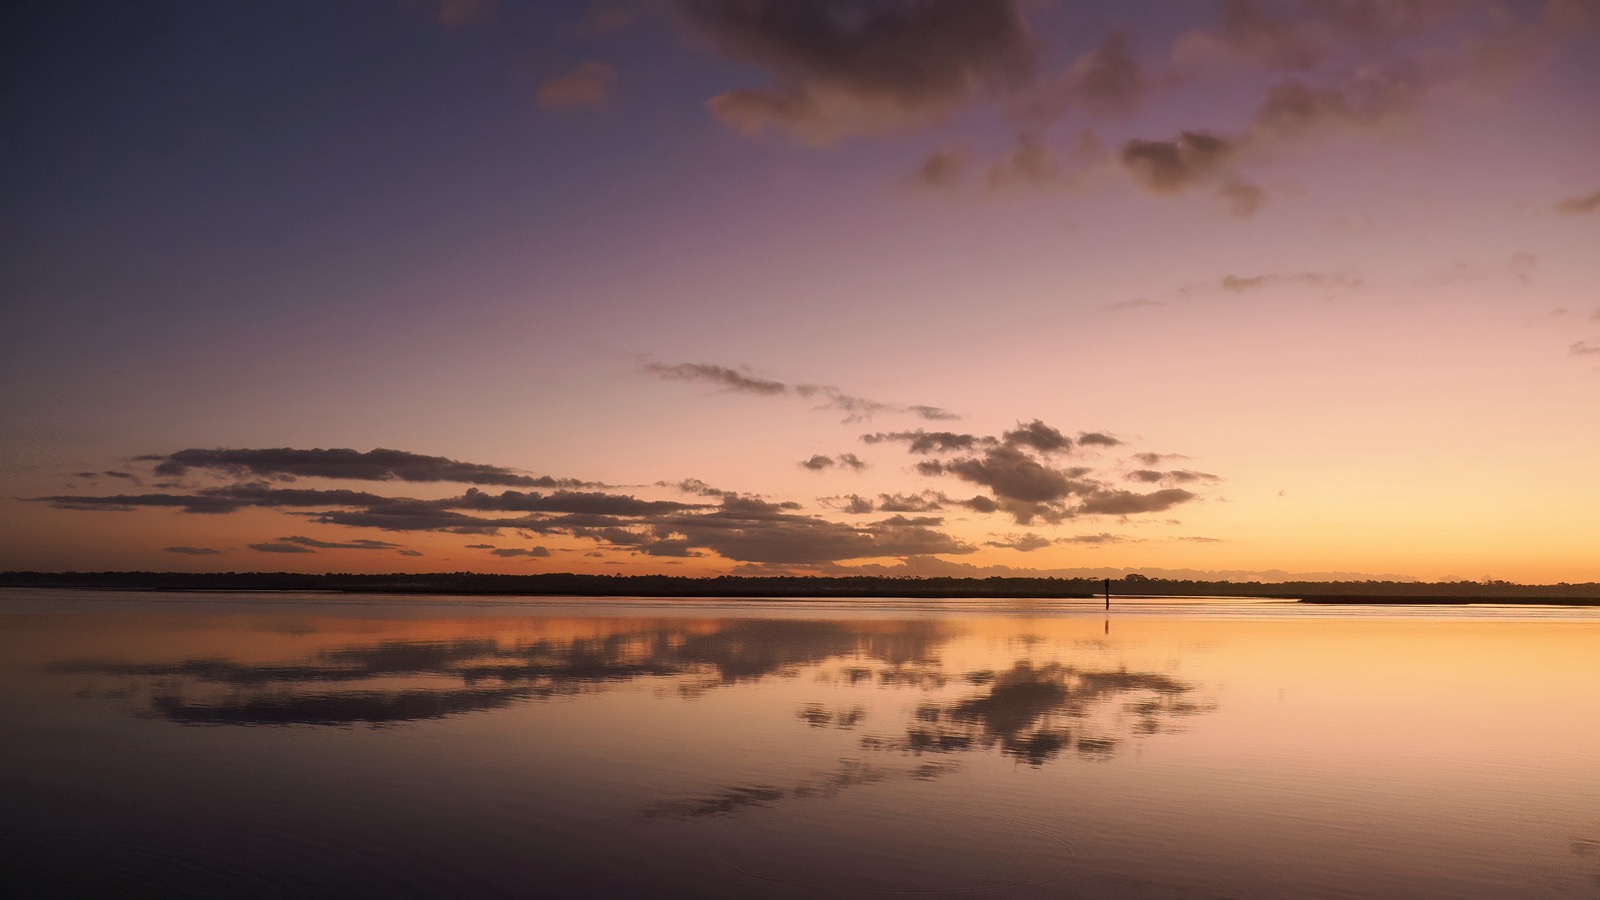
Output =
[{"x1": 53, "y1": 618, "x2": 1211, "y2": 766}]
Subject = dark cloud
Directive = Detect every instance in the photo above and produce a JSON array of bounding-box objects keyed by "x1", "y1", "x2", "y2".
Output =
[
  {"x1": 1076, "y1": 432, "x2": 1121, "y2": 447},
  {"x1": 800, "y1": 453, "x2": 869, "y2": 472},
  {"x1": 1557, "y1": 189, "x2": 1600, "y2": 215},
  {"x1": 1120, "y1": 131, "x2": 1235, "y2": 195},
  {"x1": 644, "y1": 362, "x2": 788, "y2": 395},
  {"x1": 647, "y1": 494, "x2": 975, "y2": 564},
  {"x1": 103, "y1": 470, "x2": 137, "y2": 480},
  {"x1": 1002, "y1": 420, "x2": 1071, "y2": 454},
  {"x1": 163, "y1": 546, "x2": 223, "y2": 556},
  {"x1": 666, "y1": 478, "x2": 731, "y2": 497},
  {"x1": 876, "y1": 491, "x2": 943, "y2": 513},
  {"x1": 984, "y1": 533, "x2": 1052, "y2": 552},
  {"x1": 1079, "y1": 488, "x2": 1196, "y2": 516},
  {"x1": 145, "y1": 447, "x2": 581, "y2": 488},
  {"x1": 677, "y1": 0, "x2": 1034, "y2": 143},
  {"x1": 648, "y1": 362, "x2": 956, "y2": 421},
  {"x1": 861, "y1": 430, "x2": 985, "y2": 453},
  {"x1": 928, "y1": 446, "x2": 1079, "y2": 505},
  {"x1": 490, "y1": 547, "x2": 552, "y2": 558},
  {"x1": 841, "y1": 494, "x2": 876, "y2": 514},
  {"x1": 1060, "y1": 533, "x2": 1133, "y2": 545},
  {"x1": 397, "y1": 549, "x2": 424, "y2": 557},
  {"x1": 275, "y1": 535, "x2": 402, "y2": 551},
  {"x1": 451, "y1": 488, "x2": 703, "y2": 516},
  {"x1": 1572, "y1": 341, "x2": 1600, "y2": 357},
  {"x1": 249, "y1": 542, "x2": 317, "y2": 554},
  {"x1": 1128, "y1": 469, "x2": 1217, "y2": 485}
]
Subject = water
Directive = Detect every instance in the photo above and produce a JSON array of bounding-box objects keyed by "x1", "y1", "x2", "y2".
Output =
[{"x1": 3, "y1": 588, "x2": 1598, "y2": 898}]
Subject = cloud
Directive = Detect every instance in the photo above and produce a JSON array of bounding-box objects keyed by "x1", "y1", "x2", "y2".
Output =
[
  {"x1": 1556, "y1": 189, "x2": 1600, "y2": 215},
  {"x1": 536, "y1": 61, "x2": 618, "y2": 110},
  {"x1": 1014, "y1": 30, "x2": 1148, "y2": 125},
  {"x1": 644, "y1": 362, "x2": 788, "y2": 395},
  {"x1": 163, "y1": 546, "x2": 223, "y2": 556},
  {"x1": 861, "y1": 430, "x2": 985, "y2": 453},
  {"x1": 984, "y1": 533, "x2": 1052, "y2": 552},
  {"x1": 1128, "y1": 469, "x2": 1219, "y2": 485},
  {"x1": 46, "y1": 423, "x2": 1207, "y2": 568},
  {"x1": 275, "y1": 535, "x2": 403, "y2": 551},
  {"x1": 1079, "y1": 488, "x2": 1196, "y2": 516},
  {"x1": 802, "y1": 452, "x2": 869, "y2": 472},
  {"x1": 1001, "y1": 420, "x2": 1071, "y2": 454},
  {"x1": 433, "y1": 0, "x2": 496, "y2": 29},
  {"x1": 984, "y1": 135, "x2": 1066, "y2": 190},
  {"x1": 1172, "y1": 0, "x2": 1325, "y2": 71},
  {"x1": 1120, "y1": 131, "x2": 1235, "y2": 195},
  {"x1": 1220, "y1": 180, "x2": 1265, "y2": 217},
  {"x1": 648, "y1": 362, "x2": 956, "y2": 421},
  {"x1": 1253, "y1": 72, "x2": 1427, "y2": 139},
  {"x1": 643, "y1": 494, "x2": 975, "y2": 564},
  {"x1": 1572, "y1": 341, "x2": 1600, "y2": 357},
  {"x1": 677, "y1": 0, "x2": 1034, "y2": 143},
  {"x1": 145, "y1": 447, "x2": 584, "y2": 488},
  {"x1": 249, "y1": 542, "x2": 317, "y2": 554},
  {"x1": 490, "y1": 547, "x2": 552, "y2": 558},
  {"x1": 1217, "y1": 272, "x2": 1363, "y2": 293},
  {"x1": 1105, "y1": 297, "x2": 1166, "y2": 311},
  {"x1": 1060, "y1": 533, "x2": 1135, "y2": 545},
  {"x1": 875, "y1": 491, "x2": 943, "y2": 513},
  {"x1": 915, "y1": 146, "x2": 969, "y2": 189},
  {"x1": 397, "y1": 549, "x2": 424, "y2": 557}
]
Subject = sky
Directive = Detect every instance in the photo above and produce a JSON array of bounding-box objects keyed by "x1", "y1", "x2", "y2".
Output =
[{"x1": 2, "y1": 0, "x2": 1598, "y2": 583}]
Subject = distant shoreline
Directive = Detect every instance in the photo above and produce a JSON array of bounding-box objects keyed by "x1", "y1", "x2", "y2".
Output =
[{"x1": 3, "y1": 571, "x2": 1598, "y2": 604}]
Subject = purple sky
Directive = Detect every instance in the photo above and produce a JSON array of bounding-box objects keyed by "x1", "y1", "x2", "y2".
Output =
[{"x1": 3, "y1": 0, "x2": 1599, "y2": 581}]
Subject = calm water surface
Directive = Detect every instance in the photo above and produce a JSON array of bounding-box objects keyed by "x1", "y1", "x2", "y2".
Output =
[{"x1": 3, "y1": 589, "x2": 1598, "y2": 898}]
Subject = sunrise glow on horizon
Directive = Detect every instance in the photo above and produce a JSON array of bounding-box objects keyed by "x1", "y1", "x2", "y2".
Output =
[{"x1": 3, "y1": 0, "x2": 1598, "y2": 583}]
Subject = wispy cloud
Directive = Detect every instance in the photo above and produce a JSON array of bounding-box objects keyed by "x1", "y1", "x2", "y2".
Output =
[
  {"x1": 536, "y1": 61, "x2": 617, "y2": 110},
  {"x1": 646, "y1": 362, "x2": 958, "y2": 422},
  {"x1": 1556, "y1": 189, "x2": 1600, "y2": 215}
]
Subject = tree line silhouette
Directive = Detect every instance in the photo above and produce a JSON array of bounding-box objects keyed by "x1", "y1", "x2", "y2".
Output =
[{"x1": 3, "y1": 570, "x2": 1598, "y2": 602}]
